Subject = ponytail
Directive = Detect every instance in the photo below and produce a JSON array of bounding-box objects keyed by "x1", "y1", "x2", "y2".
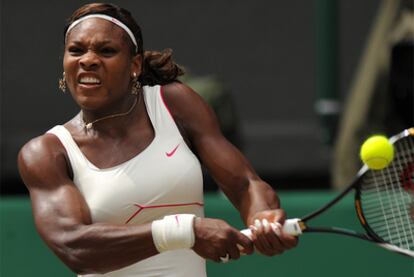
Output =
[{"x1": 140, "y1": 48, "x2": 185, "y2": 86}]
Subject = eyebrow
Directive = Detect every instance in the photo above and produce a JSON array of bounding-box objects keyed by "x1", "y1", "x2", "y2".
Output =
[{"x1": 68, "y1": 39, "x2": 114, "y2": 46}]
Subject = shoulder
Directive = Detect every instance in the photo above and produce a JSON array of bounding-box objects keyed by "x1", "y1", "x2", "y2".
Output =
[
  {"x1": 18, "y1": 133, "x2": 71, "y2": 190},
  {"x1": 161, "y1": 82, "x2": 203, "y2": 106},
  {"x1": 160, "y1": 82, "x2": 222, "y2": 142},
  {"x1": 19, "y1": 133, "x2": 65, "y2": 164},
  {"x1": 161, "y1": 82, "x2": 213, "y2": 121}
]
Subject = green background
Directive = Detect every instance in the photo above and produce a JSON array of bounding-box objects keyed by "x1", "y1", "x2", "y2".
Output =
[{"x1": 1, "y1": 192, "x2": 413, "y2": 276}]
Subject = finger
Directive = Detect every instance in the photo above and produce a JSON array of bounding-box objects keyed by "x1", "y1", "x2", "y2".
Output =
[
  {"x1": 252, "y1": 219, "x2": 275, "y2": 255},
  {"x1": 227, "y1": 245, "x2": 240, "y2": 260},
  {"x1": 237, "y1": 225, "x2": 256, "y2": 254},
  {"x1": 272, "y1": 210, "x2": 287, "y2": 225},
  {"x1": 213, "y1": 256, "x2": 222, "y2": 263},
  {"x1": 215, "y1": 249, "x2": 228, "y2": 263},
  {"x1": 236, "y1": 229, "x2": 254, "y2": 255},
  {"x1": 263, "y1": 221, "x2": 284, "y2": 250},
  {"x1": 262, "y1": 218, "x2": 271, "y2": 233},
  {"x1": 280, "y1": 235, "x2": 299, "y2": 250},
  {"x1": 277, "y1": 226, "x2": 299, "y2": 249},
  {"x1": 270, "y1": 222, "x2": 299, "y2": 248},
  {"x1": 261, "y1": 220, "x2": 284, "y2": 254}
]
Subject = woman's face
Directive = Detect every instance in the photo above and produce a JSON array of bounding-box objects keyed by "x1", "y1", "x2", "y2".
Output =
[{"x1": 64, "y1": 18, "x2": 140, "y2": 110}]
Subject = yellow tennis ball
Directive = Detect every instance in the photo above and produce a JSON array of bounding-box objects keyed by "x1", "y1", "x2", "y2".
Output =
[{"x1": 360, "y1": 135, "x2": 394, "y2": 170}]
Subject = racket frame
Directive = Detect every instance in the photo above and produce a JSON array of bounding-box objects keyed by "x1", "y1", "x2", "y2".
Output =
[{"x1": 292, "y1": 128, "x2": 414, "y2": 256}]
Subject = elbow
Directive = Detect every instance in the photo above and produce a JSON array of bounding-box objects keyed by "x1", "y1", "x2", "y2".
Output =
[
  {"x1": 51, "y1": 244, "x2": 92, "y2": 275},
  {"x1": 49, "y1": 234, "x2": 110, "y2": 275},
  {"x1": 58, "y1": 248, "x2": 111, "y2": 275},
  {"x1": 64, "y1": 256, "x2": 91, "y2": 275},
  {"x1": 70, "y1": 265, "x2": 109, "y2": 276}
]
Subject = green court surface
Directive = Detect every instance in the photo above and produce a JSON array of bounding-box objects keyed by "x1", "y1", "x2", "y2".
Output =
[{"x1": 1, "y1": 191, "x2": 413, "y2": 276}]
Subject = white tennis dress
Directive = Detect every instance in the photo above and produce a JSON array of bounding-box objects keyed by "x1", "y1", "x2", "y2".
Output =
[{"x1": 47, "y1": 85, "x2": 206, "y2": 277}]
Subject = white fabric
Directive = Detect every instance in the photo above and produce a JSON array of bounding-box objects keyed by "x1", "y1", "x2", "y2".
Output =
[
  {"x1": 47, "y1": 85, "x2": 206, "y2": 277},
  {"x1": 65, "y1": 14, "x2": 138, "y2": 52}
]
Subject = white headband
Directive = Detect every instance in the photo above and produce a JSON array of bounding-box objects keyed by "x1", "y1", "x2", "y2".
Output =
[{"x1": 65, "y1": 14, "x2": 138, "y2": 52}]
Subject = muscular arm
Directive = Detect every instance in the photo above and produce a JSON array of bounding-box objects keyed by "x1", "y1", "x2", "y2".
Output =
[
  {"x1": 163, "y1": 83, "x2": 278, "y2": 224},
  {"x1": 18, "y1": 135, "x2": 158, "y2": 274},
  {"x1": 163, "y1": 82, "x2": 298, "y2": 255}
]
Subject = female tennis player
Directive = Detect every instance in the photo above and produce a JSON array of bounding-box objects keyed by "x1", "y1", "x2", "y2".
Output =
[{"x1": 17, "y1": 3, "x2": 297, "y2": 276}]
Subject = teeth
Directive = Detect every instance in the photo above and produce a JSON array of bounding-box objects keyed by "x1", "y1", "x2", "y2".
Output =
[{"x1": 79, "y1": 77, "x2": 101, "y2": 84}]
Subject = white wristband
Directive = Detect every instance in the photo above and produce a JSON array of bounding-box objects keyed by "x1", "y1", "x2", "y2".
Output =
[{"x1": 151, "y1": 214, "x2": 196, "y2": 253}]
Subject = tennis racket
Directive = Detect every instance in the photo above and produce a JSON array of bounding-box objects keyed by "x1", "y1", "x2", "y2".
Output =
[{"x1": 242, "y1": 128, "x2": 414, "y2": 258}]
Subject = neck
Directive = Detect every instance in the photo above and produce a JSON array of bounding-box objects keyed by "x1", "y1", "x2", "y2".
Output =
[{"x1": 80, "y1": 94, "x2": 141, "y2": 132}]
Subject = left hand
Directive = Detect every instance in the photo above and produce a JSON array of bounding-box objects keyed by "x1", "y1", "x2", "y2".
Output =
[{"x1": 248, "y1": 209, "x2": 298, "y2": 256}]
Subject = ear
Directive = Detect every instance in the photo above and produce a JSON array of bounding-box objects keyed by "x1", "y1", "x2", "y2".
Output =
[{"x1": 130, "y1": 54, "x2": 142, "y2": 77}]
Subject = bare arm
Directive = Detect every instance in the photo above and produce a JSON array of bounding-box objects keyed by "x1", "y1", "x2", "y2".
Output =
[
  {"x1": 163, "y1": 82, "x2": 298, "y2": 255},
  {"x1": 18, "y1": 134, "x2": 158, "y2": 274}
]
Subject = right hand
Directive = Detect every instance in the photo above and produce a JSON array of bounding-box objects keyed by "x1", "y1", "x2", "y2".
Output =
[{"x1": 192, "y1": 217, "x2": 254, "y2": 262}]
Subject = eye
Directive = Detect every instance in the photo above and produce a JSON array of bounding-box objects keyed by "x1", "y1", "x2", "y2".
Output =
[
  {"x1": 100, "y1": 47, "x2": 117, "y2": 56},
  {"x1": 67, "y1": 46, "x2": 84, "y2": 56}
]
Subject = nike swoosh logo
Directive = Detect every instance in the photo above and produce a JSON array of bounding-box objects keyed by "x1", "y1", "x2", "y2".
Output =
[{"x1": 166, "y1": 144, "x2": 180, "y2": 157}]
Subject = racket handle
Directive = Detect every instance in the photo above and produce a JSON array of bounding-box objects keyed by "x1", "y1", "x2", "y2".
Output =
[
  {"x1": 238, "y1": 219, "x2": 302, "y2": 254},
  {"x1": 240, "y1": 218, "x2": 303, "y2": 238},
  {"x1": 282, "y1": 218, "x2": 303, "y2": 236}
]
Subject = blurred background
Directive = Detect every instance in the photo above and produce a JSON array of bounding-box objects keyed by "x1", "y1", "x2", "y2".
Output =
[
  {"x1": 1, "y1": 0, "x2": 413, "y2": 193},
  {"x1": 1, "y1": 0, "x2": 413, "y2": 276}
]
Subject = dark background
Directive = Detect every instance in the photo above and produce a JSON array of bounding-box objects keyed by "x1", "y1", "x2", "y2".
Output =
[{"x1": 1, "y1": 0, "x2": 380, "y2": 193}]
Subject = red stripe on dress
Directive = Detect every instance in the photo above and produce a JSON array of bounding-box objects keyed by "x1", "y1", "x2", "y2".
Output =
[
  {"x1": 125, "y1": 202, "x2": 204, "y2": 224},
  {"x1": 160, "y1": 85, "x2": 176, "y2": 122}
]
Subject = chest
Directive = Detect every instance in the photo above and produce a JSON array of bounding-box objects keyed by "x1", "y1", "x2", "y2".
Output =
[
  {"x1": 77, "y1": 126, "x2": 155, "y2": 170},
  {"x1": 73, "y1": 135, "x2": 204, "y2": 225}
]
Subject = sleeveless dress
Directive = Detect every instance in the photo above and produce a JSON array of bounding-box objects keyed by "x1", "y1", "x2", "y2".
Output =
[{"x1": 47, "y1": 85, "x2": 206, "y2": 277}]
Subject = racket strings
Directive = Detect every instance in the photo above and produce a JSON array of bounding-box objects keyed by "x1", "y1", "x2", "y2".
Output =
[{"x1": 359, "y1": 134, "x2": 414, "y2": 252}]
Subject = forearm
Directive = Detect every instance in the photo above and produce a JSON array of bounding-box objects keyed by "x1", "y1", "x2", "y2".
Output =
[
  {"x1": 237, "y1": 177, "x2": 281, "y2": 226},
  {"x1": 197, "y1": 137, "x2": 281, "y2": 226},
  {"x1": 49, "y1": 222, "x2": 157, "y2": 275}
]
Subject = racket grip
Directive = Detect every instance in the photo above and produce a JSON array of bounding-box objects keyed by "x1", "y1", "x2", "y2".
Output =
[
  {"x1": 240, "y1": 218, "x2": 303, "y2": 238},
  {"x1": 238, "y1": 219, "x2": 302, "y2": 254},
  {"x1": 282, "y1": 218, "x2": 303, "y2": 236}
]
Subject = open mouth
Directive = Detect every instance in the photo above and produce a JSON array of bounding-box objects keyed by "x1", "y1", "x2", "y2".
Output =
[{"x1": 78, "y1": 76, "x2": 102, "y2": 85}]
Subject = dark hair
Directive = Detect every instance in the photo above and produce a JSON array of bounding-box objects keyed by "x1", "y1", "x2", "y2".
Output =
[{"x1": 64, "y1": 3, "x2": 184, "y2": 86}]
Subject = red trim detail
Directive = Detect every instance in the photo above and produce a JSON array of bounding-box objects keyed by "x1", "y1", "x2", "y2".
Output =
[
  {"x1": 160, "y1": 86, "x2": 176, "y2": 122},
  {"x1": 125, "y1": 202, "x2": 204, "y2": 224}
]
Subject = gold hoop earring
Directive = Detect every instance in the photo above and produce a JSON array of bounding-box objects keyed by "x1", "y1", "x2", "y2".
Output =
[
  {"x1": 131, "y1": 73, "x2": 141, "y2": 95},
  {"x1": 59, "y1": 72, "x2": 67, "y2": 93}
]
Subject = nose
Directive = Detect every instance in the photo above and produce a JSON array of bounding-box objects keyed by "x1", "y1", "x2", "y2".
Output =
[{"x1": 79, "y1": 50, "x2": 100, "y2": 70}]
